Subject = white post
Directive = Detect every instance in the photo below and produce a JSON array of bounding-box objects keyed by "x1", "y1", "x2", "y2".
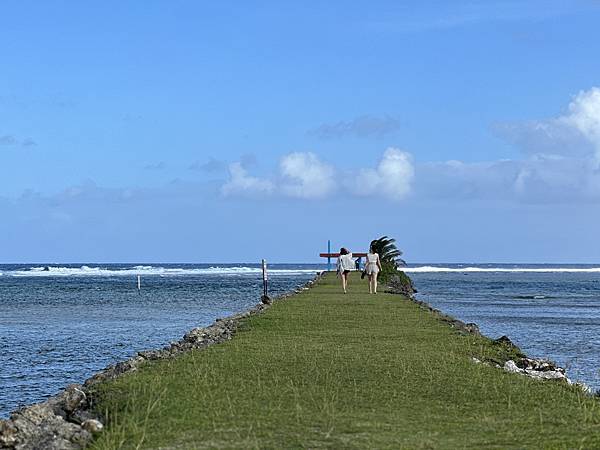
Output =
[{"x1": 137, "y1": 275, "x2": 141, "y2": 291}]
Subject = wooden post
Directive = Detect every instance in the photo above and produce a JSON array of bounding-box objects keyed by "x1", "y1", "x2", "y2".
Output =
[
  {"x1": 262, "y1": 259, "x2": 268, "y2": 297},
  {"x1": 327, "y1": 240, "x2": 331, "y2": 271},
  {"x1": 261, "y1": 259, "x2": 271, "y2": 304}
]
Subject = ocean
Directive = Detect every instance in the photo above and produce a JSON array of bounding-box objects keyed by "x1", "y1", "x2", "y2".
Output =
[
  {"x1": 0, "y1": 263, "x2": 320, "y2": 418},
  {"x1": 1, "y1": 263, "x2": 600, "y2": 418}
]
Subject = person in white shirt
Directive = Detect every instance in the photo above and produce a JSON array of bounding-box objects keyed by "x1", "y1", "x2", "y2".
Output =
[
  {"x1": 336, "y1": 247, "x2": 354, "y2": 294},
  {"x1": 365, "y1": 241, "x2": 383, "y2": 294}
]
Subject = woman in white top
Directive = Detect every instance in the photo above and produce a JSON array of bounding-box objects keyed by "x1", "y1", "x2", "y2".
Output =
[
  {"x1": 365, "y1": 241, "x2": 383, "y2": 294},
  {"x1": 336, "y1": 247, "x2": 354, "y2": 294}
]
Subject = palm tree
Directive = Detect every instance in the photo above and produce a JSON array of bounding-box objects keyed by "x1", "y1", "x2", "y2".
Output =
[{"x1": 370, "y1": 236, "x2": 406, "y2": 267}]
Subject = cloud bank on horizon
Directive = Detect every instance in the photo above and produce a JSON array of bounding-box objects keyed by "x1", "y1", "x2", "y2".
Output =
[
  {"x1": 3, "y1": 87, "x2": 599, "y2": 207},
  {"x1": 218, "y1": 87, "x2": 600, "y2": 203},
  {"x1": 5, "y1": 87, "x2": 598, "y2": 206}
]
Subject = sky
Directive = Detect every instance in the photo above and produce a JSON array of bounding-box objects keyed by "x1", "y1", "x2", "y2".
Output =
[{"x1": 2, "y1": 0, "x2": 600, "y2": 263}]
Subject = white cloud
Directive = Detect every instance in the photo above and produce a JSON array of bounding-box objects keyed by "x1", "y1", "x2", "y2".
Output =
[
  {"x1": 279, "y1": 152, "x2": 336, "y2": 199},
  {"x1": 559, "y1": 87, "x2": 600, "y2": 162},
  {"x1": 354, "y1": 148, "x2": 414, "y2": 200},
  {"x1": 494, "y1": 87, "x2": 600, "y2": 161},
  {"x1": 218, "y1": 87, "x2": 600, "y2": 204},
  {"x1": 511, "y1": 155, "x2": 600, "y2": 201},
  {"x1": 492, "y1": 120, "x2": 593, "y2": 157},
  {"x1": 219, "y1": 150, "x2": 414, "y2": 201},
  {"x1": 220, "y1": 162, "x2": 274, "y2": 197},
  {"x1": 417, "y1": 154, "x2": 600, "y2": 203},
  {"x1": 454, "y1": 86, "x2": 600, "y2": 202}
]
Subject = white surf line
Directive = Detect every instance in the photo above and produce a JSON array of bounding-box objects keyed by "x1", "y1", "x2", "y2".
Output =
[
  {"x1": 403, "y1": 266, "x2": 600, "y2": 273},
  {"x1": 5, "y1": 266, "x2": 322, "y2": 277}
]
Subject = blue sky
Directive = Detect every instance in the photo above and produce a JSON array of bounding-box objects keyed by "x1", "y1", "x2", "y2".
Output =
[{"x1": 2, "y1": 0, "x2": 600, "y2": 263}]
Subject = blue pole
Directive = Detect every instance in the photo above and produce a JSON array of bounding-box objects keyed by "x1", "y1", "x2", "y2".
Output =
[{"x1": 327, "y1": 239, "x2": 331, "y2": 271}]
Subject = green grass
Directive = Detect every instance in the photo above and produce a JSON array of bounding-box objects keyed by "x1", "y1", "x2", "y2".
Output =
[{"x1": 90, "y1": 273, "x2": 600, "y2": 449}]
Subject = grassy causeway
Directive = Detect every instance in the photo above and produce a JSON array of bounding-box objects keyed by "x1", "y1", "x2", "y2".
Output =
[{"x1": 90, "y1": 272, "x2": 600, "y2": 449}]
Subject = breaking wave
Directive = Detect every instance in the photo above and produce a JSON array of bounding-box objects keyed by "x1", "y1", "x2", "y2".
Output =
[
  {"x1": 403, "y1": 266, "x2": 600, "y2": 273},
  {"x1": 0, "y1": 265, "x2": 322, "y2": 277},
  {"x1": 3, "y1": 264, "x2": 600, "y2": 277}
]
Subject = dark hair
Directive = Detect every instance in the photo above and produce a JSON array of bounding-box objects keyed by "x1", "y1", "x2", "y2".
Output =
[
  {"x1": 340, "y1": 247, "x2": 349, "y2": 255},
  {"x1": 369, "y1": 241, "x2": 377, "y2": 253}
]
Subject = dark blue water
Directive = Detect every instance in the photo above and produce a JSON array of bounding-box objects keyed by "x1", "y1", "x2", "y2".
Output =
[
  {"x1": 0, "y1": 264, "x2": 321, "y2": 418},
  {"x1": 2, "y1": 263, "x2": 600, "y2": 419}
]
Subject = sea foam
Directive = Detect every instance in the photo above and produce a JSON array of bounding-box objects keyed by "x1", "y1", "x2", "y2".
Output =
[
  {"x1": 3, "y1": 265, "x2": 321, "y2": 277},
  {"x1": 402, "y1": 266, "x2": 600, "y2": 273}
]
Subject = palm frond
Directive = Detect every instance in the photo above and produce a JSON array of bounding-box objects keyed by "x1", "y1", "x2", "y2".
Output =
[{"x1": 370, "y1": 235, "x2": 404, "y2": 267}]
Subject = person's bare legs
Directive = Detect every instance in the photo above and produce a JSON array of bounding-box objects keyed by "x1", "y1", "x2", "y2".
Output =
[
  {"x1": 372, "y1": 272, "x2": 378, "y2": 294},
  {"x1": 341, "y1": 271, "x2": 348, "y2": 293},
  {"x1": 368, "y1": 274, "x2": 373, "y2": 294}
]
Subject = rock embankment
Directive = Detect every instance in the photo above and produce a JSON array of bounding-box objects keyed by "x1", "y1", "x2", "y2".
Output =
[
  {"x1": 0, "y1": 385, "x2": 99, "y2": 450},
  {"x1": 385, "y1": 271, "x2": 417, "y2": 298},
  {"x1": 0, "y1": 275, "x2": 322, "y2": 450},
  {"x1": 504, "y1": 358, "x2": 567, "y2": 380}
]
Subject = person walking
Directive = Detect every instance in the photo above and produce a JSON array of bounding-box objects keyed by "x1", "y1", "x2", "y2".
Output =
[
  {"x1": 336, "y1": 248, "x2": 354, "y2": 294},
  {"x1": 365, "y1": 241, "x2": 383, "y2": 294}
]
